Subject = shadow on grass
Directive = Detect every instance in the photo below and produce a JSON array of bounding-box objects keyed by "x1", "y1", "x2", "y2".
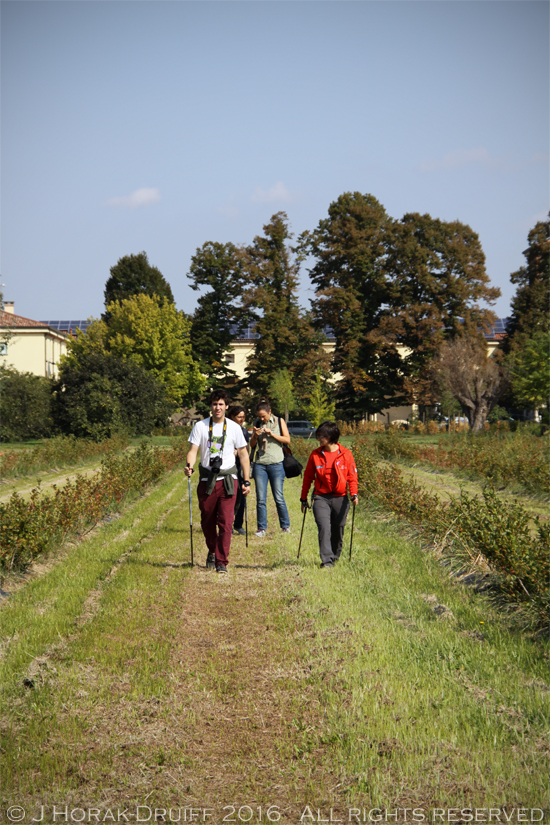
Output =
[{"x1": 126, "y1": 558, "x2": 194, "y2": 570}]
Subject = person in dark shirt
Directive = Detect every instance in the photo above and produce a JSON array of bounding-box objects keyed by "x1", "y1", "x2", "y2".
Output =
[{"x1": 228, "y1": 405, "x2": 250, "y2": 535}]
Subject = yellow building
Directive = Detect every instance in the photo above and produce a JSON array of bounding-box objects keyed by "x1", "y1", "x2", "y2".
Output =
[
  {"x1": 0, "y1": 304, "x2": 69, "y2": 379},
  {"x1": 225, "y1": 321, "x2": 506, "y2": 424}
]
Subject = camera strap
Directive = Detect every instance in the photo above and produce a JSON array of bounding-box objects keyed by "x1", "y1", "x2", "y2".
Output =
[{"x1": 208, "y1": 415, "x2": 227, "y2": 457}]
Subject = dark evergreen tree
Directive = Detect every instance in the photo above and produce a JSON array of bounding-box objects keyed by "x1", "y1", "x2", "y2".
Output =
[
  {"x1": 503, "y1": 215, "x2": 550, "y2": 354},
  {"x1": 187, "y1": 242, "x2": 248, "y2": 392},
  {"x1": 242, "y1": 213, "x2": 328, "y2": 407},
  {"x1": 103, "y1": 251, "x2": 174, "y2": 321}
]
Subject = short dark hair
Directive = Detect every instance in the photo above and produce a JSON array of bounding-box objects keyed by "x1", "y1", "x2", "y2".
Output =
[
  {"x1": 256, "y1": 400, "x2": 271, "y2": 414},
  {"x1": 316, "y1": 421, "x2": 340, "y2": 444},
  {"x1": 209, "y1": 389, "x2": 231, "y2": 405},
  {"x1": 228, "y1": 405, "x2": 245, "y2": 421}
]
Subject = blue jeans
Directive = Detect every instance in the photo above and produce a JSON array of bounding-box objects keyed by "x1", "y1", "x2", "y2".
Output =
[{"x1": 253, "y1": 461, "x2": 290, "y2": 531}]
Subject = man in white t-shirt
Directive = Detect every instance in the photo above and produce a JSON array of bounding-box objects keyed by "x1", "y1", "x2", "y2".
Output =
[{"x1": 185, "y1": 390, "x2": 250, "y2": 573}]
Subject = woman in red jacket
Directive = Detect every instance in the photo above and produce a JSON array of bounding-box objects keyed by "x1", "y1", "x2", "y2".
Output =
[{"x1": 300, "y1": 421, "x2": 359, "y2": 569}]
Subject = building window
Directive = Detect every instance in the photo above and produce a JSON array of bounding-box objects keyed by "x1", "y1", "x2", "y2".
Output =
[
  {"x1": 0, "y1": 343, "x2": 7, "y2": 355},
  {"x1": 225, "y1": 354, "x2": 235, "y2": 364}
]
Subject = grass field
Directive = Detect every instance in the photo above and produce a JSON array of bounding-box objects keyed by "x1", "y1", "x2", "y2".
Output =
[{"x1": 1, "y1": 463, "x2": 548, "y2": 823}]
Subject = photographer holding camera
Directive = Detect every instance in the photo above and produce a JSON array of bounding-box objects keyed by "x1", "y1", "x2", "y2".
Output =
[{"x1": 185, "y1": 390, "x2": 250, "y2": 573}]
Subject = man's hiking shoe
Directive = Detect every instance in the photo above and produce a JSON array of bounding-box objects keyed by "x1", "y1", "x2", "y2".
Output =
[
  {"x1": 206, "y1": 552, "x2": 216, "y2": 569},
  {"x1": 320, "y1": 562, "x2": 334, "y2": 569},
  {"x1": 281, "y1": 527, "x2": 291, "y2": 534},
  {"x1": 254, "y1": 530, "x2": 266, "y2": 538},
  {"x1": 233, "y1": 527, "x2": 246, "y2": 535},
  {"x1": 216, "y1": 564, "x2": 228, "y2": 574}
]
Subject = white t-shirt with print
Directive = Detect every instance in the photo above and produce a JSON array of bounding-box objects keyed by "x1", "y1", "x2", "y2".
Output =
[{"x1": 189, "y1": 417, "x2": 247, "y2": 481}]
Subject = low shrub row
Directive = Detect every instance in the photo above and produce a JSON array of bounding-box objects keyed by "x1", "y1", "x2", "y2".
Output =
[
  {"x1": 370, "y1": 428, "x2": 550, "y2": 494},
  {"x1": 0, "y1": 434, "x2": 130, "y2": 480},
  {"x1": 353, "y1": 438, "x2": 550, "y2": 632},
  {"x1": 0, "y1": 441, "x2": 188, "y2": 576}
]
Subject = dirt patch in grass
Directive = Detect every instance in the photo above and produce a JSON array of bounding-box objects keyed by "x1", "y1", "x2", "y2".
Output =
[{"x1": 42, "y1": 562, "x2": 350, "y2": 820}]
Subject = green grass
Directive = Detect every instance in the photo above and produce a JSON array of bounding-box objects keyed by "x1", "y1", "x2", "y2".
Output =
[{"x1": 0, "y1": 469, "x2": 548, "y2": 817}]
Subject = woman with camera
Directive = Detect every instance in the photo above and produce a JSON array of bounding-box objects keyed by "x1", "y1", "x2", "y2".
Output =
[{"x1": 249, "y1": 400, "x2": 291, "y2": 538}]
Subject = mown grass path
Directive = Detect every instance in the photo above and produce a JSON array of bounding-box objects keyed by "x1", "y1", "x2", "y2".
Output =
[{"x1": 1, "y1": 468, "x2": 548, "y2": 823}]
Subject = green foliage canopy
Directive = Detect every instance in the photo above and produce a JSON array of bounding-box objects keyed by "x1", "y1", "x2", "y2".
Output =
[
  {"x1": 103, "y1": 252, "x2": 174, "y2": 318},
  {"x1": 188, "y1": 241, "x2": 248, "y2": 389},
  {"x1": 53, "y1": 352, "x2": 172, "y2": 441},
  {"x1": 504, "y1": 216, "x2": 550, "y2": 353},
  {"x1": 510, "y1": 331, "x2": 550, "y2": 414},
  {"x1": 301, "y1": 193, "x2": 500, "y2": 417},
  {"x1": 0, "y1": 366, "x2": 54, "y2": 441},
  {"x1": 242, "y1": 212, "x2": 328, "y2": 405},
  {"x1": 64, "y1": 295, "x2": 205, "y2": 407}
]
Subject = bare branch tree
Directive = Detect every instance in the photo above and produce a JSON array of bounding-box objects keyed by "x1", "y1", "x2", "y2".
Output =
[{"x1": 435, "y1": 336, "x2": 509, "y2": 433}]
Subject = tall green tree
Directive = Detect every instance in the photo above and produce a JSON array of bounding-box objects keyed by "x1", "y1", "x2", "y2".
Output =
[
  {"x1": 304, "y1": 371, "x2": 336, "y2": 427},
  {"x1": 503, "y1": 216, "x2": 550, "y2": 354},
  {"x1": 269, "y1": 369, "x2": 297, "y2": 421},
  {"x1": 509, "y1": 331, "x2": 550, "y2": 417},
  {"x1": 242, "y1": 212, "x2": 327, "y2": 404},
  {"x1": 64, "y1": 295, "x2": 205, "y2": 407},
  {"x1": 380, "y1": 212, "x2": 499, "y2": 409},
  {"x1": 103, "y1": 251, "x2": 174, "y2": 320},
  {"x1": 300, "y1": 192, "x2": 403, "y2": 418},
  {"x1": 187, "y1": 241, "x2": 248, "y2": 389},
  {"x1": 106, "y1": 295, "x2": 204, "y2": 406},
  {"x1": 302, "y1": 193, "x2": 500, "y2": 418}
]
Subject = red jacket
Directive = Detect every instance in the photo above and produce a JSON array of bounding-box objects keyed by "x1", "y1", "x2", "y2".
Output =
[{"x1": 301, "y1": 444, "x2": 358, "y2": 499}]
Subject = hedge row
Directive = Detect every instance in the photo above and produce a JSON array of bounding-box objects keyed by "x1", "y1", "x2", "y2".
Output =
[
  {"x1": 353, "y1": 438, "x2": 550, "y2": 631},
  {"x1": 370, "y1": 428, "x2": 550, "y2": 494},
  {"x1": 0, "y1": 441, "x2": 187, "y2": 575},
  {"x1": 0, "y1": 434, "x2": 130, "y2": 480}
]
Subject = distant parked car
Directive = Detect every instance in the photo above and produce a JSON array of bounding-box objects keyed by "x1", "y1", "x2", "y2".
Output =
[{"x1": 287, "y1": 420, "x2": 316, "y2": 438}]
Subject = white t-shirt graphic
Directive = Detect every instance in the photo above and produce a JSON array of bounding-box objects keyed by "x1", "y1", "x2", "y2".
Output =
[{"x1": 189, "y1": 417, "x2": 247, "y2": 481}]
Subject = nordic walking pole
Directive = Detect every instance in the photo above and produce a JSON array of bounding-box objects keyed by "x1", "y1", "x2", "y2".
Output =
[
  {"x1": 245, "y1": 495, "x2": 248, "y2": 548},
  {"x1": 349, "y1": 500, "x2": 356, "y2": 561},
  {"x1": 188, "y1": 476, "x2": 194, "y2": 566},
  {"x1": 297, "y1": 503, "x2": 309, "y2": 559}
]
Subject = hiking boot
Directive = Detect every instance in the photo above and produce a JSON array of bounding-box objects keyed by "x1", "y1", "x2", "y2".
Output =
[
  {"x1": 233, "y1": 527, "x2": 246, "y2": 535},
  {"x1": 206, "y1": 552, "x2": 216, "y2": 569},
  {"x1": 254, "y1": 530, "x2": 266, "y2": 538},
  {"x1": 281, "y1": 527, "x2": 291, "y2": 534},
  {"x1": 216, "y1": 564, "x2": 228, "y2": 574},
  {"x1": 320, "y1": 562, "x2": 334, "y2": 570}
]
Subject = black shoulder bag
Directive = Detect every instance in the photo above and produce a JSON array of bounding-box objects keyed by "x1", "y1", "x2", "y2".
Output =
[{"x1": 279, "y1": 417, "x2": 303, "y2": 478}]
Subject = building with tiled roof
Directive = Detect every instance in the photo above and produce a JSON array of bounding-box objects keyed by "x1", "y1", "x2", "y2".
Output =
[{"x1": 0, "y1": 304, "x2": 69, "y2": 378}]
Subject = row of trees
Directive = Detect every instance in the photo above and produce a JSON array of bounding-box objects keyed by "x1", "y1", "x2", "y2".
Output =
[
  {"x1": 2, "y1": 197, "x2": 547, "y2": 440},
  {"x1": 185, "y1": 197, "x2": 548, "y2": 429}
]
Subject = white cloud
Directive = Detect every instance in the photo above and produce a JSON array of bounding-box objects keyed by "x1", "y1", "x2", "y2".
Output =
[
  {"x1": 251, "y1": 181, "x2": 291, "y2": 204},
  {"x1": 106, "y1": 187, "x2": 161, "y2": 208},
  {"x1": 419, "y1": 147, "x2": 501, "y2": 173}
]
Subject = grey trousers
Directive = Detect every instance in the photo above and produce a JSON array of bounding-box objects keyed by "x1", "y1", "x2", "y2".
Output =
[{"x1": 312, "y1": 494, "x2": 350, "y2": 565}]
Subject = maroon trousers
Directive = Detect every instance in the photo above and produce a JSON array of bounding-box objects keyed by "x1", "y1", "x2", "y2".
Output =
[{"x1": 197, "y1": 478, "x2": 238, "y2": 566}]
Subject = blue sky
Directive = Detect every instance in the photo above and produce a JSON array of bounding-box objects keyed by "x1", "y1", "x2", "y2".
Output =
[{"x1": 2, "y1": 1, "x2": 548, "y2": 322}]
